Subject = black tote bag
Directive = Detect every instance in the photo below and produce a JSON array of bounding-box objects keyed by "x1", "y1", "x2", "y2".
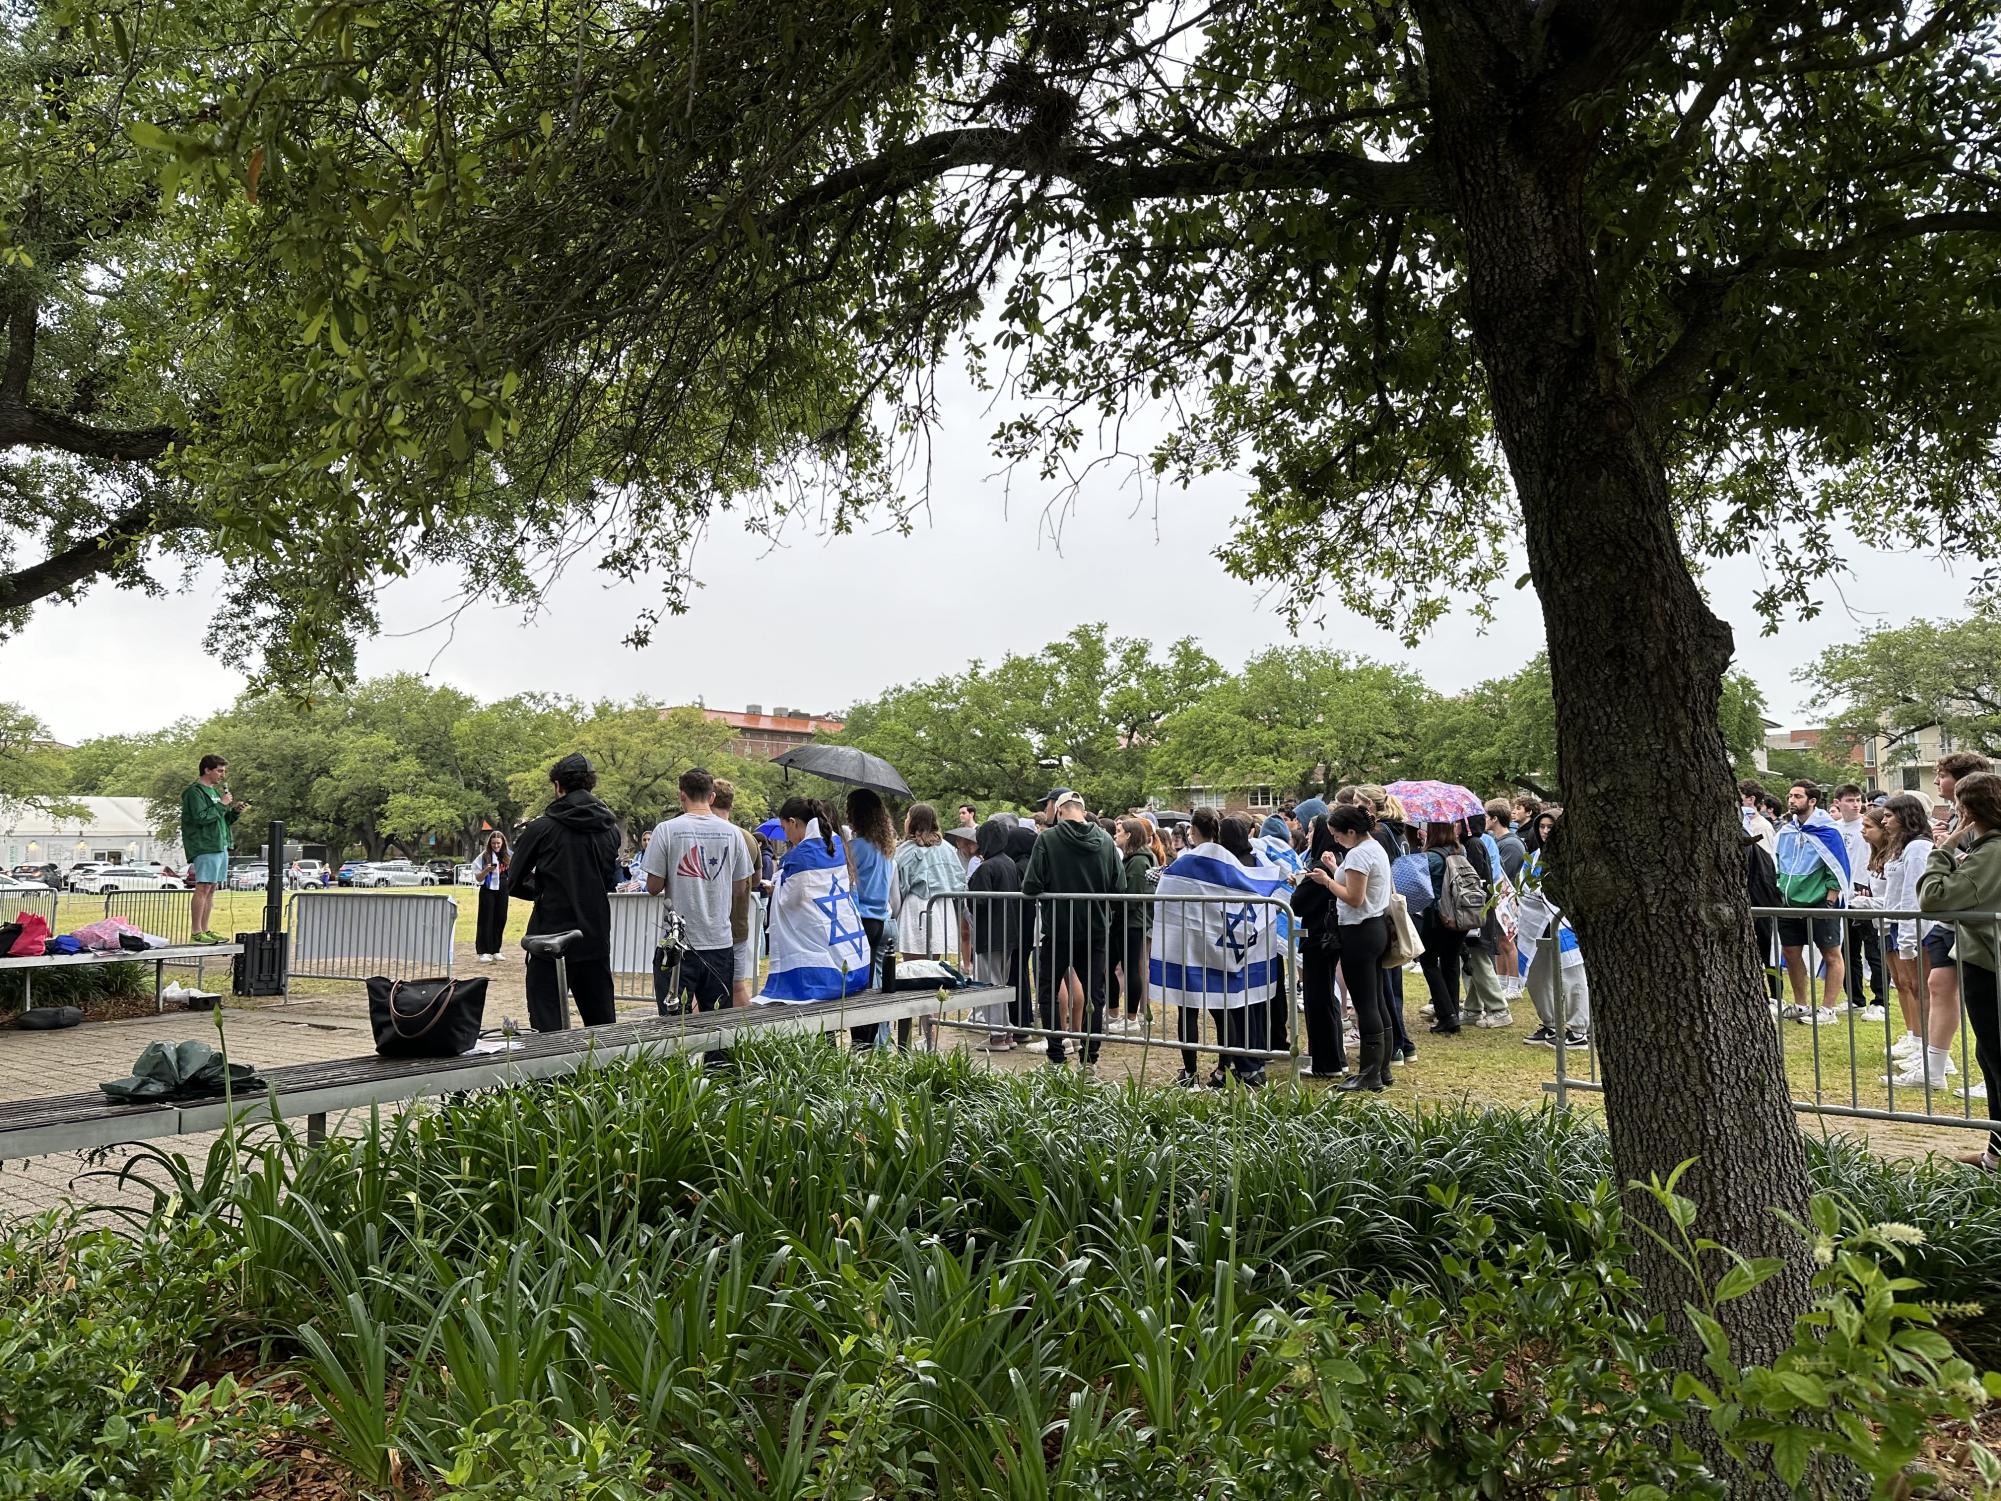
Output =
[{"x1": 367, "y1": 975, "x2": 488, "y2": 1058}]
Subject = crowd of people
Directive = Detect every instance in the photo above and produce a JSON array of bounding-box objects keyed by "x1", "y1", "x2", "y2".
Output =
[{"x1": 442, "y1": 747, "x2": 2001, "y2": 1169}]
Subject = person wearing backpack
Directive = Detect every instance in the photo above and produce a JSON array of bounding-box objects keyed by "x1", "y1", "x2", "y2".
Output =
[{"x1": 1415, "y1": 821, "x2": 1487, "y2": 1034}]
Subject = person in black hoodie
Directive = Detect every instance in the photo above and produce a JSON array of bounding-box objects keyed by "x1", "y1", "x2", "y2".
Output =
[
  {"x1": 965, "y1": 817, "x2": 1023, "y2": 1049},
  {"x1": 1021, "y1": 793, "x2": 1123, "y2": 1067},
  {"x1": 507, "y1": 753, "x2": 623, "y2": 1031}
]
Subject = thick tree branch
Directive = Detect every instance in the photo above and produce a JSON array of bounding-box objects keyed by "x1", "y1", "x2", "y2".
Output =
[
  {"x1": 1543, "y1": 0, "x2": 1695, "y2": 104},
  {"x1": 767, "y1": 125, "x2": 1441, "y2": 236},
  {"x1": 1635, "y1": 210, "x2": 2001, "y2": 422},
  {"x1": 0, "y1": 402, "x2": 177, "y2": 461},
  {"x1": 0, "y1": 501, "x2": 158, "y2": 612}
]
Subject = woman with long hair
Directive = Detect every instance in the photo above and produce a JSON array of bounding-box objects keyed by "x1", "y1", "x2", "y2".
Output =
[
  {"x1": 844, "y1": 787, "x2": 899, "y2": 1050},
  {"x1": 1865, "y1": 794, "x2": 1936, "y2": 1080},
  {"x1": 1918, "y1": 771, "x2": 2001, "y2": 1169},
  {"x1": 1314, "y1": 803, "x2": 1396, "y2": 1090},
  {"x1": 474, "y1": 830, "x2": 510, "y2": 962},
  {"x1": 1114, "y1": 815, "x2": 1160, "y2": 1034},
  {"x1": 1290, "y1": 812, "x2": 1347, "y2": 1077},
  {"x1": 1357, "y1": 786, "x2": 1417, "y2": 1061},
  {"x1": 1416, "y1": 820, "x2": 1467, "y2": 1034},
  {"x1": 895, "y1": 801, "x2": 970, "y2": 1049}
]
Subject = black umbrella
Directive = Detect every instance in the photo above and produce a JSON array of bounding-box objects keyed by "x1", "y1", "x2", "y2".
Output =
[{"x1": 770, "y1": 743, "x2": 913, "y2": 799}]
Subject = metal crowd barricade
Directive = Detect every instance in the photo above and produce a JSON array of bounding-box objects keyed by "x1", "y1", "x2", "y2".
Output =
[
  {"x1": 1550, "y1": 905, "x2": 2001, "y2": 1143},
  {"x1": 919, "y1": 889, "x2": 1304, "y2": 1077},
  {"x1": 288, "y1": 890, "x2": 457, "y2": 984},
  {"x1": 606, "y1": 890, "x2": 769, "y2": 1006},
  {"x1": 608, "y1": 891, "x2": 668, "y2": 1001},
  {"x1": 101, "y1": 888, "x2": 196, "y2": 946},
  {"x1": 5, "y1": 888, "x2": 60, "y2": 931}
]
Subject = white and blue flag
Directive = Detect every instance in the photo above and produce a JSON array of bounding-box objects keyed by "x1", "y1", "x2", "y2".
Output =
[
  {"x1": 1150, "y1": 842, "x2": 1291, "y2": 1012},
  {"x1": 1774, "y1": 808, "x2": 1853, "y2": 905},
  {"x1": 757, "y1": 821, "x2": 873, "y2": 1004}
]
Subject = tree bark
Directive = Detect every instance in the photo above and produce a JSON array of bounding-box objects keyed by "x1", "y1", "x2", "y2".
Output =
[{"x1": 1416, "y1": 0, "x2": 1813, "y2": 1381}]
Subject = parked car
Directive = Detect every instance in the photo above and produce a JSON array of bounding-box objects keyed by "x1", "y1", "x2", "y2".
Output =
[
  {"x1": 454, "y1": 862, "x2": 481, "y2": 886},
  {"x1": 0, "y1": 873, "x2": 43, "y2": 892},
  {"x1": 81, "y1": 867, "x2": 182, "y2": 895},
  {"x1": 10, "y1": 864, "x2": 59, "y2": 888},
  {"x1": 353, "y1": 860, "x2": 439, "y2": 888},
  {"x1": 336, "y1": 860, "x2": 369, "y2": 886},
  {"x1": 227, "y1": 866, "x2": 271, "y2": 891},
  {"x1": 424, "y1": 859, "x2": 458, "y2": 882},
  {"x1": 289, "y1": 860, "x2": 330, "y2": 888},
  {"x1": 62, "y1": 862, "x2": 111, "y2": 891}
]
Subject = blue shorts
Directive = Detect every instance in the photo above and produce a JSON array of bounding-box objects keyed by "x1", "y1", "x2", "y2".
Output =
[{"x1": 190, "y1": 852, "x2": 230, "y2": 886}]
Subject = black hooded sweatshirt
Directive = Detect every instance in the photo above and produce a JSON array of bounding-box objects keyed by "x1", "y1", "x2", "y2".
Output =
[
  {"x1": 506, "y1": 790, "x2": 622, "y2": 959},
  {"x1": 966, "y1": 818, "x2": 1022, "y2": 958}
]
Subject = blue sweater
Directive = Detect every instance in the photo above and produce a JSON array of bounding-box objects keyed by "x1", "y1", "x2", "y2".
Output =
[{"x1": 850, "y1": 838, "x2": 893, "y2": 920}]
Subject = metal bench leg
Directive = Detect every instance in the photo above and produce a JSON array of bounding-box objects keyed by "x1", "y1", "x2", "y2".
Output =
[
  {"x1": 155, "y1": 958, "x2": 164, "y2": 1014},
  {"x1": 306, "y1": 1112, "x2": 326, "y2": 1146}
]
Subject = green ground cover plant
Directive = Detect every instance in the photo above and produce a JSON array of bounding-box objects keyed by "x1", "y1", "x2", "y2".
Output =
[{"x1": 2, "y1": 1041, "x2": 1995, "y2": 1497}]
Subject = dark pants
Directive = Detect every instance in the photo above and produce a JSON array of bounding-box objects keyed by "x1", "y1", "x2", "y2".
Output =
[
  {"x1": 1301, "y1": 940, "x2": 1347, "y2": 1075},
  {"x1": 1037, "y1": 933, "x2": 1108, "y2": 1063},
  {"x1": 1845, "y1": 919, "x2": 1888, "y2": 1007},
  {"x1": 1121, "y1": 926, "x2": 1147, "y2": 1016},
  {"x1": 1340, "y1": 916, "x2": 1392, "y2": 1041},
  {"x1": 1212, "y1": 1004, "x2": 1267, "y2": 1080},
  {"x1": 1417, "y1": 912, "x2": 1463, "y2": 1027},
  {"x1": 1382, "y1": 960, "x2": 1412, "y2": 1054},
  {"x1": 1267, "y1": 955, "x2": 1290, "y2": 1054},
  {"x1": 1179, "y1": 1002, "x2": 1204, "y2": 1076},
  {"x1": 525, "y1": 953, "x2": 616, "y2": 1032},
  {"x1": 852, "y1": 917, "x2": 894, "y2": 1050},
  {"x1": 1962, "y1": 961, "x2": 2000, "y2": 1158},
  {"x1": 665, "y1": 947, "x2": 735, "y2": 1068},
  {"x1": 474, "y1": 885, "x2": 508, "y2": 956},
  {"x1": 1755, "y1": 916, "x2": 1782, "y2": 1001}
]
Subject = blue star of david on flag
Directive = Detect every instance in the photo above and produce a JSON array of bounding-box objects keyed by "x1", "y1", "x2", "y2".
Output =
[
  {"x1": 1216, "y1": 903, "x2": 1255, "y2": 961},
  {"x1": 816, "y1": 875, "x2": 869, "y2": 963}
]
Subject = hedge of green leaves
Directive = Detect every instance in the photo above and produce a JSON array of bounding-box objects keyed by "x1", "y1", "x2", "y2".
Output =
[{"x1": 2, "y1": 1040, "x2": 1996, "y2": 1498}]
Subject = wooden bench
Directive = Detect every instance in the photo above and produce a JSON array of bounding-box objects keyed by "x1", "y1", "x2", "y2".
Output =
[
  {"x1": 0, "y1": 942, "x2": 243, "y2": 1014},
  {"x1": 0, "y1": 984, "x2": 1006, "y2": 1161}
]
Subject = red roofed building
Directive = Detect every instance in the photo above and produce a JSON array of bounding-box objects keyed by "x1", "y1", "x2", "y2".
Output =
[{"x1": 675, "y1": 704, "x2": 847, "y2": 759}]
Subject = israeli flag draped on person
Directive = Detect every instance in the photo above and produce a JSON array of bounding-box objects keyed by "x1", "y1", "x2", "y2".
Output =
[
  {"x1": 757, "y1": 820, "x2": 873, "y2": 1003},
  {"x1": 1255, "y1": 827, "x2": 1304, "y2": 945},
  {"x1": 1150, "y1": 841, "x2": 1290, "y2": 1012},
  {"x1": 1774, "y1": 807, "x2": 1854, "y2": 904},
  {"x1": 1514, "y1": 853, "x2": 1581, "y2": 977}
]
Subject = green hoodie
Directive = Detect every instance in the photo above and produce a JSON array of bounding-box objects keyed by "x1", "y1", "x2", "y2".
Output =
[
  {"x1": 1917, "y1": 832, "x2": 2001, "y2": 971},
  {"x1": 1021, "y1": 817, "x2": 1123, "y2": 946},
  {"x1": 180, "y1": 780, "x2": 240, "y2": 858}
]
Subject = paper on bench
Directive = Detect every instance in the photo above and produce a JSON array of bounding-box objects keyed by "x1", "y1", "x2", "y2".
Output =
[{"x1": 463, "y1": 1038, "x2": 525, "y2": 1055}]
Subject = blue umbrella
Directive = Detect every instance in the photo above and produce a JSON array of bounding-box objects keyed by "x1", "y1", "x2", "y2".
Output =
[{"x1": 756, "y1": 819, "x2": 785, "y2": 839}]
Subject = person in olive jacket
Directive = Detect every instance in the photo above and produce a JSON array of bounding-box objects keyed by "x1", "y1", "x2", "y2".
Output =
[
  {"x1": 1917, "y1": 769, "x2": 2001, "y2": 1172},
  {"x1": 507, "y1": 753, "x2": 622, "y2": 1032}
]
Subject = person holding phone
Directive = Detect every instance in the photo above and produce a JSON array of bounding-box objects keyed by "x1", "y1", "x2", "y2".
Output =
[{"x1": 181, "y1": 753, "x2": 243, "y2": 944}]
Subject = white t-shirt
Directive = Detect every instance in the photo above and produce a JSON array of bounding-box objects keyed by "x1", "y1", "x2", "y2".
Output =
[
  {"x1": 1335, "y1": 839, "x2": 1391, "y2": 923},
  {"x1": 1833, "y1": 815, "x2": 1869, "y2": 891},
  {"x1": 641, "y1": 811, "x2": 752, "y2": 951}
]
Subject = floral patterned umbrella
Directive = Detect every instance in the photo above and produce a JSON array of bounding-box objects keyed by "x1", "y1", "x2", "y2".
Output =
[{"x1": 1384, "y1": 780, "x2": 1486, "y2": 827}]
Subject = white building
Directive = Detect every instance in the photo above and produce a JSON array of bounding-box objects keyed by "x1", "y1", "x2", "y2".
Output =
[{"x1": 0, "y1": 797, "x2": 185, "y2": 870}]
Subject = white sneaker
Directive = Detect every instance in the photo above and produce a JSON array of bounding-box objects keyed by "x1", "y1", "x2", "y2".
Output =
[
  {"x1": 1419, "y1": 1003, "x2": 1436, "y2": 1021},
  {"x1": 1474, "y1": 1012, "x2": 1515, "y2": 1029},
  {"x1": 1796, "y1": 1007, "x2": 1838, "y2": 1026},
  {"x1": 1855, "y1": 1005, "x2": 1887, "y2": 1023},
  {"x1": 1960, "y1": 1080, "x2": 1988, "y2": 1100},
  {"x1": 1891, "y1": 1032, "x2": 1923, "y2": 1059},
  {"x1": 1884, "y1": 1061, "x2": 1951, "y2": 1090}
]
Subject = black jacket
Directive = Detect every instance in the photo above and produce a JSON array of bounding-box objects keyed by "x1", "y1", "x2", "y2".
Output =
[{"x1": 507, "y1": 791, "x2": 622, "y2": 959}]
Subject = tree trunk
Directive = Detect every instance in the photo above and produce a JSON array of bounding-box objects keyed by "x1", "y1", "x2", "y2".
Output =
[{"x1": 1417, "y1": 4, "x2": 1814, "y2": 1380}]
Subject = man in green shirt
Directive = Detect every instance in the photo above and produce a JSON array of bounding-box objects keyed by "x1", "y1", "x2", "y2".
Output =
[{"x1": 180, "y1": 753, "x2": 243, "y2": 943}]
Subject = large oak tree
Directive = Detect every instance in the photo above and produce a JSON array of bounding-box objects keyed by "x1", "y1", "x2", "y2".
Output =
[{"x1": 62, "y1": 0, "x2": 2001, "y2": 1427}]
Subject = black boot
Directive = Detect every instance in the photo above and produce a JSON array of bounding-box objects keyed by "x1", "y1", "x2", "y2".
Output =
[{"x1": 1339, "y1": 1036, "x2": 1386, "y2": 1093}]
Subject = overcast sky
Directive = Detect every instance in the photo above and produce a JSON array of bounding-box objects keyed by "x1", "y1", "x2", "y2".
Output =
[{"x1": 5, "y1": 378, "x2": 1973, "y2": 744}]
